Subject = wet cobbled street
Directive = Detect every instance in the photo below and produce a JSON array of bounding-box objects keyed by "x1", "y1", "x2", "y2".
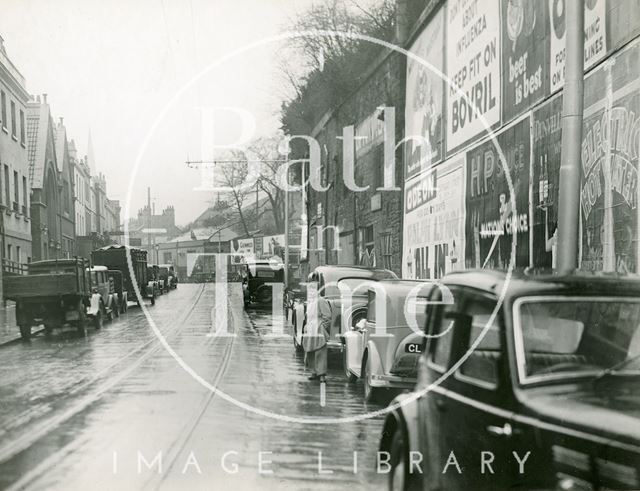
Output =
[{"x1": 0, "y1": 284, "x2": 387, "y2": 490}]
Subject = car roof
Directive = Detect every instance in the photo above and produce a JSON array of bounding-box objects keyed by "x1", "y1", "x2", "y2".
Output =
[
  {"x1": 314, "y1": 265, "x2": 397, "y2": 281},
  {"x1": 369, "y1": 279, "x2": 436, "y2": 298},
  {"x1": 442, "y1": 270, "x2": 640, "y2": 299}
]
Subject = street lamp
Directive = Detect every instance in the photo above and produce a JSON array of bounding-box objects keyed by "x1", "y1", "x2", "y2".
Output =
[{"x1": 278, "y1": 136, "x2": 291, "y2": 289}]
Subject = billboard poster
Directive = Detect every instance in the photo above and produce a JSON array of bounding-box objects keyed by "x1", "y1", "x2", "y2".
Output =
[
  {"x1": 464, "y1": 116, "x2": 530, "y2": 270},
  {"x1": 262, "y1": 234, "x2": 285, "y2": 260},
  {"x1": 230, "y1": 238, "x2": 255, "y2": 264},
  {"x1": 579, "y1": 43, "x2": 639, "y2": 273},
  {"x1": 549, "y1": 0, "x2": 606, "y2": 92},
  {"x1": 402, "y1": 156, "x2": 465, "y2": 279},
  {"x1": 446, "y1": 0, "x2": 501, "y2": 153},
  {"x1": 405, "y1": 6, "x2": 444, "y2": 180},
  {"x1": 531, "y1": 94, "x2": 563, "y2": 269},
  {"x1": 502, "y1": 0, "x2": 549, "y2": 122}
]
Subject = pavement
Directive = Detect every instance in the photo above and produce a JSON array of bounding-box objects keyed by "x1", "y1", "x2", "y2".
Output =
[{"x1": 0, "y1": 283, "x2": 389, "y2": 490}]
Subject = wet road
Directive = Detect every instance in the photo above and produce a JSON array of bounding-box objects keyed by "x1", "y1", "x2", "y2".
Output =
[{"x1": 0, "y1": 283, "x2": 388, "y2": 490}]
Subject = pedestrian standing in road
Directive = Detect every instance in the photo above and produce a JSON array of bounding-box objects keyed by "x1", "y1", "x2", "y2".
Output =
[{"x1": 303, "y1": 289, "x2": 331, "y2": 383}]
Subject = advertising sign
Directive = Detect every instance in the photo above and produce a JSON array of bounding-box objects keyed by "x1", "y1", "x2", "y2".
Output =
[
  {"x1": 405, "y1": 6, "x2": 444, "y2": 179},
  {"x1": 262, "y1": 234, "x2": 285, "y2": 260},
  {"x1": 579, "y1": 43, "x2": 639, "y2": 273},
  {"x1": 531, "y1": 94, "x2": 563, "y2": 269},
  {"x1": 502, "y1": 0, "x2": 549, "y2": 122},
  {"x1": 402, "y1": 156, "x2": 465, "y2": 279},
  {"x1": 549, "y1": 0, "x2": 606, "y2": 92},
  {"x1": 230, "y1": 238, "x2": 255, "y2": 264},
  {"x1": 446, "y1": 0, "x2": 501, "y2": 153},
  {"x1": 464, "y1": 116, "x2": 530, "y2": 270}
]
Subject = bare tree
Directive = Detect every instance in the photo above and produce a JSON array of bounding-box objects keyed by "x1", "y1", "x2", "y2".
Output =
[{"x1": 217, "y1": 151, "x2": 254, "y2": 236}]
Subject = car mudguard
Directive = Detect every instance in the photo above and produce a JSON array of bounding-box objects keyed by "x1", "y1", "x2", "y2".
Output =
[
  {"x1": 342, "y1": 329, "x2": 364, "y2": 378},
  {"x1": 87, "y1": 293, "x2": 102, "y2": 316},
  {"x1": 379, "y1": 392, "x2": 420, "y2": 456},
  {"x1": 363, "y1": 340, "x2": 383, "y2": 380}
]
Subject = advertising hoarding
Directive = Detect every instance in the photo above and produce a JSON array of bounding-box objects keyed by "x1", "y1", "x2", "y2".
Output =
[
  {"x1": 405, "y1": 6, "x2": 444, "y2": 179},
  {"x1": 446, "y1": 0, "x2": 501, "y2": 153},
  {"x1": 402, "y1": 156, "x2": 466, "y2": 279}
]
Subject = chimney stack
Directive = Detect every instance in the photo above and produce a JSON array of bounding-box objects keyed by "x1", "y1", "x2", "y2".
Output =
[
  {"x1": 42, "y1": 93, "x2": 47, "y2": 104},
  {"x1": 59, "y1": 117, "x2": 64, "y2": 125}
]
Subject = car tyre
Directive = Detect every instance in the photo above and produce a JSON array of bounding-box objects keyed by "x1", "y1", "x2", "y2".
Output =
[
  {"x1": 389, "y1": 426, "x2": 415, "y2": 491},
  {"x1": 342, "y1": 345, "x2": 357, "y2": 382},
  {"x1": 19, "y1": 324, "x2": 31, "y2": 340},
  {"x1": 363, "y1": 356, "x2": 380, "y2": 403}
]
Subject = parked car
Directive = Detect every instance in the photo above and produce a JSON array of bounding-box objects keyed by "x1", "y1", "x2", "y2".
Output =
[
  {"x1": 4, "y1": 258, "x2": 100, "y2": 338},
  {"x1": 91, "y1": 245, "x2": 155, "y2": 306},
  {"x1": 158, "y1": 263, "x2": 178, "y2": 290},
  {"x1": 108, "y1": 269, "x2": 128, "y2": 313},
  {"x1": 342, "y1": 279, "x2": 433, "y2": 402},
  {"x1": 379, "y1": 270, "x2": 640, "y2": 491},
  {"x1": 242, "y1": 259, "x2": 284, "y2": 307},
  {"x1": 290, "y1": 265, "x2": 397, "y2": 353},
  {"x1": 156, "y1": 264, "x2": 171, "y2": 293},
  {"x1": 88, "y1": 266, "x2": 119, "y2": 325},
  {"x1": 147, "y1": 265, "x2": 162, "y2": 298}
]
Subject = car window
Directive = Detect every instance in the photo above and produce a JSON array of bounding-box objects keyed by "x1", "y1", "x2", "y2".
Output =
[
  {"x1": 430, "y1": 302, "x2": 458, "y2": 370},
  {"x1": 458, "y1": 297, "x2": 502, "y2": 387}
]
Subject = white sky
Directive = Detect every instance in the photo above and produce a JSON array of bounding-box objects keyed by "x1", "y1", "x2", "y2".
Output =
[{"x1": 0, "y1": 0, "x2": 309, "y2": 225}]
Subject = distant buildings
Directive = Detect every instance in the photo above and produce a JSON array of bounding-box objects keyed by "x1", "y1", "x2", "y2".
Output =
[
  {"x1": 126, "y1": 203, "x2": 180, "y2": 257},
  {"x1": 0, "y1": 35, "x2": 31, "y2": 269},
  {"x1": 0, "y1": 33, "x2": 123, "y2": 266}
]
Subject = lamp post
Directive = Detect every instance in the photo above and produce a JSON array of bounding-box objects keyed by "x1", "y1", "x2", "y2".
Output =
[{"x1": 278, "y1": 137, "x2": 291, "y2": 289}]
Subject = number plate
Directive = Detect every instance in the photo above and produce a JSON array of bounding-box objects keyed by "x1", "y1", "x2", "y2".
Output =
[{"x1": 404, "y1": 343, "x2": 422, "y2": 354}]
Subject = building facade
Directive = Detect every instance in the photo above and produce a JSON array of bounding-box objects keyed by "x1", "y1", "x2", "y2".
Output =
[
  {"x1": 0, "y1": 36, "x2": 32, "y2": 270},
  {"x1": 26, "y1": 96, "x2": 74, "y2": 260},
  {"x1": 53, "y1": 118, "x2": 76, "y2": 257}
]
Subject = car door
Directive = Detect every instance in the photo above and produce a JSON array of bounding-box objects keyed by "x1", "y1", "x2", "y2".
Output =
[
  {"x1": 438, "y1": 291, "x2": 516, "y2": 490},
  {"x1": 415, "y1": 285, "x2": 464, "y2": 489}
]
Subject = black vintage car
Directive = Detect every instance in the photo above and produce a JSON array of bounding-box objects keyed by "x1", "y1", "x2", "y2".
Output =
[
  {"x1": 380, "y1": 270, "x2": 640, "y2": 491},
  {"x1": 242, "y1": 259, "x2": 284, "y2": 308}
]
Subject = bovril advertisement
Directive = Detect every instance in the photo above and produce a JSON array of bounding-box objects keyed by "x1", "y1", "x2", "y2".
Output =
[
  {"x1": 446, "y1": 0, "x2": 501, "y2": 153},
  {"x1": 402, "y1": 156, "x2": 466, "y2": 279}
]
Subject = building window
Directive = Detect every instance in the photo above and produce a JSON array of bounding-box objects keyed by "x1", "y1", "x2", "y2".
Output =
[
  {"x1": 16, "y1": 246, "x2": 21, "y2": 263},
  {"x1": 63, "y1": 182, "x2": 70, "y2": 214},
  {"x1": 10, "y1": 101, "x2": 16, "y2": 139},
  {"x1": 7, "y1": 244, "x2": 11, "y2": 261},
  {"x1": 380, "y1": 233, "x2": 392, "y2": 270},
  {"x1": 358, "y1": 225, "x2": 376, "y2": 267},
  {"x1": 163, "y1": 252, "x2": 172, "y2": 263},
  {"x1": 19, "y1": 110, "x2": 25, "y2": 145},
  {"x1": 4, "y1": 165, "x2": 9, "y2": 208},
  {"x1": 13, "y1": 171, "x2": 19, "y2": 209},
  {"x1": 0, "y1": 91, "x2": 6, "y2": 130},
  {"x1": 22, "y1": 176, "x2": 27, "y2": 215}
]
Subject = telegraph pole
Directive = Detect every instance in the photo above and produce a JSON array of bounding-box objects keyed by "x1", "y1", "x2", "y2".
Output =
[{"x1": 556, "y1": 0, "x2": 584, "y2": 274}]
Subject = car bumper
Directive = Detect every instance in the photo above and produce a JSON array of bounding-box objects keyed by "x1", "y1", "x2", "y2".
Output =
[{"x1": 368, "y1": 373, "x2": 417, "y2": 389}]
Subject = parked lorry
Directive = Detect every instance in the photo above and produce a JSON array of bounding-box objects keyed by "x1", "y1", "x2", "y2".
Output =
[
  {"x1": 91, "y1": 245, "x2": 155, "y2": 306},
  {"x1": 3, "y1": 258, "x2": 107, "y2": 339}
]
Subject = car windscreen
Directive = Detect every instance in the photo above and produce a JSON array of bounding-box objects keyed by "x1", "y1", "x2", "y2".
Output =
[{"x1": 514, "y1": 297, "x2": 640, "y2": 382}]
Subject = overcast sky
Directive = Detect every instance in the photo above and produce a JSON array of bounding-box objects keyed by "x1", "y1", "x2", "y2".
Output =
[{"x1": 0, "y1": 0, "x2": 310, "y2": 226}]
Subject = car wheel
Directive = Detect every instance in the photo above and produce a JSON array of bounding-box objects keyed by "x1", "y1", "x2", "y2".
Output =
[
  {"x1": 19, "y1": 324, "x2": 31, "y2": 340},
  {"x1": 363, "y1": 356, "x2": 380, "y2": 403},
  {"x1": 389, "y1": 426, "x2": 409, "y2": 491},
  {"x1": 342, "y1": 345, "x2": 357, "y2": 382}
]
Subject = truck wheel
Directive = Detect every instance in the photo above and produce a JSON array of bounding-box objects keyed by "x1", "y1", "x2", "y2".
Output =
[
  {"x1": 19, "y1": 324, "x2": 31, "y2": 340},
  {"x1": 44, "y1": 324, "x2": 55, "y2": 337},
  {"x1": 77, "y1": 308, "x2": 87, "y2": 336},
  {"x1": 94, "y1": 311, "x2": 103, "y2": 329}
]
